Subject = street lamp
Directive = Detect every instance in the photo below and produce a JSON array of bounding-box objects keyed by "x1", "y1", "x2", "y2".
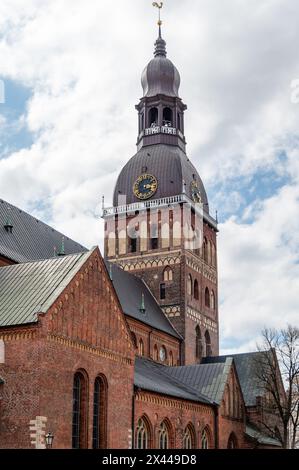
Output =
[{"x1": 45, "y1": 432, "x2": 54, "y2": 449}]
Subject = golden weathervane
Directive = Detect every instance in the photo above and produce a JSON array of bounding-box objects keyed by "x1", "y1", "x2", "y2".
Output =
[{"x1": 152, "y1": 2, "x2": 163, "y2": 27}]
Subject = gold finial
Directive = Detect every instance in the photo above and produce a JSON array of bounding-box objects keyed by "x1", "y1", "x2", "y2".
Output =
[{"x1": 152, "y1": 2, "x2": 163, "y2": 27}]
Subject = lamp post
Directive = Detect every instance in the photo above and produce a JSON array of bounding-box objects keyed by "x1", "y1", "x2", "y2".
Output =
[{"x1": 45, "y1": 432, "x2": 54, "y2": 449}]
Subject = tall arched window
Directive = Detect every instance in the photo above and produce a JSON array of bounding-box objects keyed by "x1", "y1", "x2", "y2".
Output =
[
  {"x1": 201, "y1": 428, "x2": 210, "y2": 449},
  {"x1": 131, "y1": 332, "x2": 137, "y2": 349},
  {"x1": 72, "y1": 371, "x2": 88, "y2": 449},
  {"x1": 187, "y1": 274, "x2": 193, "y2": 296},
  {"x1": 153, "y1": 345, "x2": 159, "y2": 361},
  {"x1": 227, "y1": 433, "x2": 238, "y2": 449},
  {"x1": 138, "y1": 338, "x2": 145, "y2": 356},
  {"x1": 205, "y1": 330, "x2": 212, "y2": 357},
  {"x1": 205, "y1": 287, "x2": 210, "y2": 307},
  {"x1": 210, "y1": 291, "x2": 216, "y2": 310},
  {"x1": 149, "y1": 107, "x2": 158, "y2": 126},
  {"x1": 163, "y1": 266, "x2": 173, "y2": 282},
  {"x1": 92, "y1": 375, "x2": 108, "y2": 449},
  {"x1": 194, "y1": 280, "x2": 199, "y2": 300},
  {"x1": 207, "y1": 241, "x2": 212, "y2": 265},
  {"x1": 203, "y1": 238, "x2": 208, "y2": 263},
  {"x1": 211, "y1": 243, "x2": 216, "y2": 267},
  {"x1": 136, "y1": 417, "x2": 151, "y2": 449},
  {"x1": 183, "y1": 424, "x2": 196, "y2": 449},
  {"x1": 195, "y1": 326, "x2": 203, "y2": 362},
  {"x1": 163, "y1": 107, "x2": 173, "y2": 126},
  {"x1": 159, "y1": 421, "x2": 170, "y2": 449},
  {"x1": 169, "y1": 351, "x2": 174, "y2": 366}
]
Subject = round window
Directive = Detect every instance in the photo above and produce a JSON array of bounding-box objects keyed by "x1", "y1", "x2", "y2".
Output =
[{"x1": 159, "y1": 346, "x2": 167, "y2": 362}]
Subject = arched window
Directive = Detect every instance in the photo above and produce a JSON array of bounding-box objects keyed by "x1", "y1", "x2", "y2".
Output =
[
  {"x1": 159, "y1": 421, "x2": 170, "y2": 449},
  {"x1": 183, "y1": 424, "x2": 196, "y2": 449},
  {"x1": 195, "y1": 326, "x2": 203, "y2": 362},
  {"x1": 153, "y1": 345, "x2": 159, "y2": 361},
  {"x1": 72, "y1": 371, "x2": 88, "y2": 449},
  {"x1": 136, "y1": 417, "x2": 151, "y2": 449},
  {"x1": 187, "y1": 274, "x2": 193, "y2": 296},
  {"x1": 205, "y1": 330, "x2": 212, "y2": 357},
  {"x1": 149, "y1": 107, "x2": 158, "y2": 126},
  {"x1": 203, "y1": 238, "x2": 208, "y2": 263},
  {"x1": 201, "y1": 428, "x2": 210, "y2": 449},
  {"x1": 131, "y1": 332, "x2": 137, "y2": 349},
  {"x1": 227, "y1": 433, "x2": 238, "y2": 449},
  {"x1": 205, "y1": 287, "x2": 210, "y2": 308},
  {"x1": 163, "y1": 107, "x2": 173, "y2": 127},
  {"x1": 211, "y1": 243, "x2": 216, "y2": 267},
  {"x1": 138, "y1": 338, "x2": 145, "y2": 356},
  {"x1": 169, "y1": 351, "x2": 174, "y2": 366},
  {"x1": 194, "y1": 280, "x2": 199, "y2": 300},
  {"x1": 150, "y1": 224, "x2": 159, "y2": 250},
  {"x1": 210, "y1": 291, "x2": 216, "y2": 310},
  {"x1": 163, "y1": 266, "x2": 173, "y2": 282},
  {"x1": 92, "y1": 375, "x2": 108, "y2": 449},
  {"x1": 207, "y1": 241, "x2": 212, "y2": 265}
]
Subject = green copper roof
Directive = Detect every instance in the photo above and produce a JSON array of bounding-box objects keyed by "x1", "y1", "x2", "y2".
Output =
[{"x1": 0, "y1": 250, "x2": 93, "y2": 327}]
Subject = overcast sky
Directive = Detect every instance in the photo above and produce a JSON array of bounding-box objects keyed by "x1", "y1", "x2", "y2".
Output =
[{"x1": 0, "y1": 0, "x2": 299, "y2": 354}]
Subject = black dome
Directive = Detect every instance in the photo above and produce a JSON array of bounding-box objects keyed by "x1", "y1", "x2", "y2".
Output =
[
  {"x1": 141, "y1": 34, "x2": 181, "y2": 98},
  {"x1": 113, "y1": 145, "x2": 209, "y2": 212}
]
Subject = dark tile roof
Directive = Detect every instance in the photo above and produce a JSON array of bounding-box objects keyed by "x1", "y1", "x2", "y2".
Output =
[
  {"x1": 106, "y1": 262, "x2": 181, "y2": 339},
  {"x1": 134, "y1": 357, "x2": 213, "y2": 404},
  {"x1": 245, "y1": 425, "x2": 282, "y2": 447},
  {"x1": 202, "y1": 352, "x2": 267, "y2": 406},
  {"x1": 164, "y1": 358, "x2": 233, "y2": 404},
  {"x1": 0, "y1": 250, "x2": 92, "y2": 327},
  {"x1": 0, "y1": 199, "x2": 87, "y2": 263}
]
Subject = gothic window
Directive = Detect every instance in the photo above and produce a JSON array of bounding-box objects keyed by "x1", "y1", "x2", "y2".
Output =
[
  {"x1": 187, "y1": 274, "x2": 193, "y2": 296},
  {"x1": 163, "y1": 266, "x2": 173, "y2": 282},
  {"x1": 227, "y1": 433, "x2": 238, "y2": 449},
  {"x1": 183, "y1": 424, "x2": 196, "y2": 449},
  {"x1": 136, "y1": 417, "x2": 151, "y2": 449},
  {"x1": 210, "y1": 290, "x2": 216, "y2": 310},
  {"x1": 201, "y1": 428, "x2": 210, "y2": 449},
  {"x1": 205, "y1": 330, "x2": 212, "y2": 357},
  {"x1": 203, "y1": 237, "x2": 208, "y2": 263},
  {"x1": 169, "y1": 351, "x2": 174, "y2": 366},
  {"x1": 195, "y1": 325, "x2": 203, "y2": 362},
  {"x1": 194, "y1": 279, "x2": 199, "y2": 300},
  {"x1": 149, "y1": 107, "x2": 158, "y2": 127},
  {"x1": 159, "y1": 421, "x2": 170, "y2": 449},
  {"x1": 131, "y1": 332, "x2": 137, "y2": 349},
  {"x1": 150, "y1": 224, "x2": 159, "y2": 250},
  {"x1": 160, "y1": 283, "x2": 166, "y2": 300},
  {"x1": 205, "y1": 287, "x2": 210, "y2": 307},
  {"x1": 138, "y1": 338, "x2": 145, "y2": 356},
  {"x1": 211, "y1": 243, "x2": 216, "y2": 267},
  {"x1": 207, "y1": 241, "x2": 212, "y2": 265},
  {"x1": 128, "y1": 236, "x2": 137, "y2": 253},
  {"x1": 92, "y1": 375, "x2": 108, "y2": 449},
  {"x1": 72, "y1": 371, "x2": 88, "y2": 449},
  {"x1": 163, "y1": 107, "x2": 173, "y2": 127},
  {"x1": 153, "y1": 345, "x2": 159, "y2": 361}
]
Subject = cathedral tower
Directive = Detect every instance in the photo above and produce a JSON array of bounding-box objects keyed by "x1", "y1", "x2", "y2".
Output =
[{"x1": 103, "y1": 24, "x2": 219, "y2": 365}]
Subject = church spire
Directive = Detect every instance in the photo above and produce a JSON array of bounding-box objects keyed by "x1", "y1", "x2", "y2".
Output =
[{"x1": 153, "y1": 2, "x2": 166, "y2": 57}]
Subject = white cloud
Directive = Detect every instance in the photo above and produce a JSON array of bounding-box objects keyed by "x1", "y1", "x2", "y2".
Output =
[{"x1": 0, "y1": 0, "x2": 299, "y2": 351}]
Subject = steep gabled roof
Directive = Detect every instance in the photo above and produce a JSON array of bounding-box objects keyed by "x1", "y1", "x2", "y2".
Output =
[
  {"x1": 106, "y1": 262, "x2": 181, "y2": 339},
  {"x1": 245, "y1": 425, "x2": 282, "y2": 447},
  {"x1": 0, "y1": 250, "x2": 93, "y2": 327},
  {"x1": 202, "y1": 352, "x2": 267, "y2": 406},
  {"x1": 164, "y1": 358, "x2": 233, "y2": 404},
  {"x1": 134, "y1": 357, "x2": 213, "y2": 404},
  {"x1": 0, "y1": 199, "x2": 87, "y2": 263}
]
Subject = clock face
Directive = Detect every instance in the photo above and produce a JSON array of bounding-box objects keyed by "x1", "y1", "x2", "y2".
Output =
[
  {"x1": 190, "y1": 180, "x2": 202, "y2": 203},
  {"x1": 133, "y1": 174, "x2": 158, "y2": 200},
  {"x1": 159, "y1": 347, "x2": 166, "y2": 362}
]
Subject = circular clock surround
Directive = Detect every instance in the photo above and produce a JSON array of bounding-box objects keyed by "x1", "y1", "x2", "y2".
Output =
[
  {"x1": 133, "y1": 173, "x2": 158, "y2": 200},
  {"x1": 159, "y1": 346, "x2": 167, "y2": 362}
]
